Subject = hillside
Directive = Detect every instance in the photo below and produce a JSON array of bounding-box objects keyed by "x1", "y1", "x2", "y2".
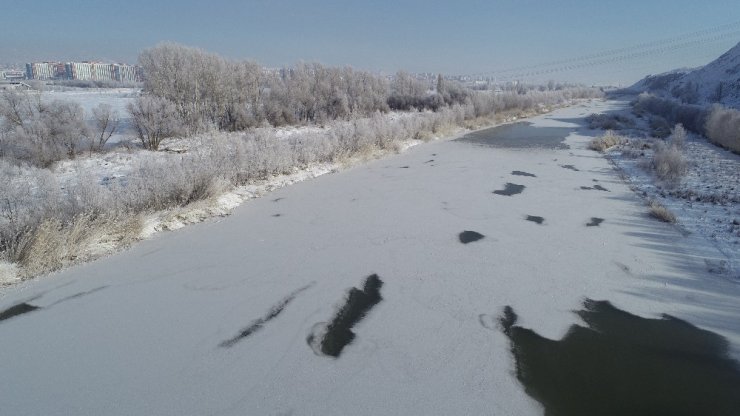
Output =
[{"x1": 630, "y1": 41, "x2": 740, "y2": 108}]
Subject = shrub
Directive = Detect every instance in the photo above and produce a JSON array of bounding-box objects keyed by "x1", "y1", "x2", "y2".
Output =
[
  {"x1": 586, "y1": 113, "x2": 634, "y2": 130},
  {"x1": 669, "y1": 124, "x2": 687, "y2": 149},
  {"x1": 705, "y1": 105, "x2": 740, "y2": 153},
  {"x1": 652, "y1": 141, "x2": 687, "y2": 181},
  {"x1": 649, "y1": 116, "x2": 671, "y2": 138}
]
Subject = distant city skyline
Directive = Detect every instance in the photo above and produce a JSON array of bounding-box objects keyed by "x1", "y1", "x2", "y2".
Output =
[{"x1": 2, "y1": 0, "x2": 740, "y2": 85}]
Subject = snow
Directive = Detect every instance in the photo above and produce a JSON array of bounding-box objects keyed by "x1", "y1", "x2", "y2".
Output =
[
  {"x1": 601, "y1": 102, "x2": 740, "y2": 278},
  {"x1": 1, "y1": 99, "x2": 739, "y2": 415},
  {"x1": 629, "y1": 41, "x2": 740, "y2": 108}
]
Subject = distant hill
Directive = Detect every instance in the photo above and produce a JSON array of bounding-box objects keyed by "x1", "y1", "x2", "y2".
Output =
[{"x1": 628, "y1": 41, "x2": 740, "y2": 108}]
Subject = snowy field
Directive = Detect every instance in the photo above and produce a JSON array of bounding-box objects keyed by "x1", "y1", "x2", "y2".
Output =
[{"x1": 1, "y1": 99, "x2": 739, "y2": 415}]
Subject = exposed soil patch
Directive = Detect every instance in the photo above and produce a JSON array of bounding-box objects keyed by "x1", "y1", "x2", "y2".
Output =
[
  {"x1": 493, "y1": 183, "x2": 525, "y2": 196},
  {"x1": 459, "y1": 231, "x2": 485, "y2": 244},
  {"x1": 586, "y1": 217, "x2": 604, "y2": 227},
  {"x1": 526, "y1": 215, "x2": 545, "y2": 225},
  {"x1": 512, "y1": 171, "x2": 537, "y2": 177},
  {"x1": 307, "y1": 274, "x2": 383, "y2": 358},
  {"x1": 220, "y1": 283, "x2": 314, "y2": 348},
  {"x1": 499, "y1": 300, "x2": 740, "y2": 416}
]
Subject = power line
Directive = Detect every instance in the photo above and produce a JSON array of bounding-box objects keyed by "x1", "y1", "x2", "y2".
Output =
[
  {"x1": 488, "y1": 31, "x2": 740, "y2": 82},
  {"x1": 469, "y1": 20, "x2": 740, "y2": 79}
]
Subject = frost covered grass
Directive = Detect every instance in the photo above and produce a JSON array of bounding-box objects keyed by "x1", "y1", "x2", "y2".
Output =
[
  {"x1": 588, "y1": 130, "x2": 626, "y2": 152},
  {"x1": 648, "y1": 200, "x2": 677, "y2": 223}
]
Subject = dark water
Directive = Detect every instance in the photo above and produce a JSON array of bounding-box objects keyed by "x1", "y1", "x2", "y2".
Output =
[
  {"x1": 586, "y1": 217, "x2": 605, "y2": 227},
  {"x1": 493, "y1": 183, "x2": 525, "y2": 196},
  {"x1": 459, "y1": 231, "x2": 485, "y2": 244},
  {"x1": 456, "y1": 122, "x2": 571, "y2": 150},
  {"x1": 499, "y1": 300, "x2": 740, "y2": 416},
  {"x1": 220, "y1": 284, "x2": 313, "y2": 348},
  {"x1": 0, "y1": 303, "x2": 39, "y2": 322},
  {"x1": 512, "y1": 171, "x2": 537, "y2": 177},
  {"x1": 526, "y1": 215, "x2": 545, "y2": 224},
  {"x1": 309, "y1": 274, "x2": 383, "y2": 358}
]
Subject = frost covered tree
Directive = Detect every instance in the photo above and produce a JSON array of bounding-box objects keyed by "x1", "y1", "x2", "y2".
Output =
[
  {"x1": 127, "y1": 96, "x2": 182, "y2": 150},
  {"x1": 0, "y1": 90, "x2": 88, "y2": 166},
  {"x1": 91, "y1": 103, "x2": 119, "y2": 151}
]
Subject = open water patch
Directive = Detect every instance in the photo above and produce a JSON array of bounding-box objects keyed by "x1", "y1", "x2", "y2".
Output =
[
  {"x1": 307, "y1": 274, "x2": 383, "y2": 358},
  {"x1": 499, "y1": 300, "x2": 740, "y2": 416},
  {"x1": 456, "y1": 122, "x2": 571, "y2": 150},
  {"x1": 220, "y1": 283, "x2": 314, "y2": 348},
  {"x1": 459, "y1": 231, "x2": 485, "y2": 244},
  {"x1": 0, "y1": 303, "x2": 40, "y2": 323},
  {"x1": 493, "y1": 183, "x2": 525, "y2": 196},
  {"x1": 526, "y1": 215, "x2": 545, "y2": 225},
  {"x1": 586, "y1": 217, "x2": 604, "y2": 227}
]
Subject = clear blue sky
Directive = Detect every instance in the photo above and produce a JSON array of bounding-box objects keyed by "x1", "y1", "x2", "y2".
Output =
[{"x1": 2, "y1": 0, "x2": 739, "y2": 85}]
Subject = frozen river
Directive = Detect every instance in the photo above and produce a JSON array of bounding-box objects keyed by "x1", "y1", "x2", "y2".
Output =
[{"x1": 1, "y1": 100, "x2": 739, "y2": 415}]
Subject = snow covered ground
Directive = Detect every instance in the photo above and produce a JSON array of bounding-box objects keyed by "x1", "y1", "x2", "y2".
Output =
[
  {"x1": 595, "y1": 100, "x2": 740, "y2": 279},
  {"x1": 1, "y1": 99, "x2": 738, "y2": 415}
]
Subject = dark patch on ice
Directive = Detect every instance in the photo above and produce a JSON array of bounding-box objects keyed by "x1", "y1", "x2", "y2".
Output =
[
  {"x1": 424, "y1": 159, "x2": 435, "y2": 164},
  {"x1": 0, "y1": 303, "x2": 40, "y2": 322},
  {"x1": 613, "y1": 261, "x2": 631, "y2": 275},
  {"x1": 493, "y1": 183, "x2": 525, "y2": 196},
  {"x1": 560, "y1": 164, "x2": 579, "y2": 171},
  {"x1": 500, "y1": 300, "x2": 740, "y2": 416},
  {"x1": 459, "y1": 231, "x2": 485, "y2": 244},
  {"x1": 593, "y1": 185, "x2": 609, "y2": 192},
  {"x1": 272, "y1": 214, "x2": 282, "y2": 217},
  {"x1": 512, "y1": 171, "x2": 536, "y2": 177},
  {"x1": 580, "y1": 186, "x2": 594, "y2": 190},
  {"x1": 399, "y1": 166, "x2": 410, "y2": 169},
  {"x1": 48, "y1": 286, "x2": 108, "y2": 306},
  {"x1": 526, "y1": 215, "x2": 545, "y2": 225},
  {"x1": 272, "y1": 197, "x2": 284, "y2": 202},
  {"x1": 220, "y1": 283, "x2": 314, "y2": 348},
  {"x1": 431, "y1": 153, "x2": 437, "y2": 156},
  {"x1": 307, "y1": 274, "x2": 383, "y2": 358},
  {"x1": 456, "y1": 122, "x2": 571, "y2": 150},
  {"x1": 586, "y1": 217, "x2": 604, "y2": 227}
]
